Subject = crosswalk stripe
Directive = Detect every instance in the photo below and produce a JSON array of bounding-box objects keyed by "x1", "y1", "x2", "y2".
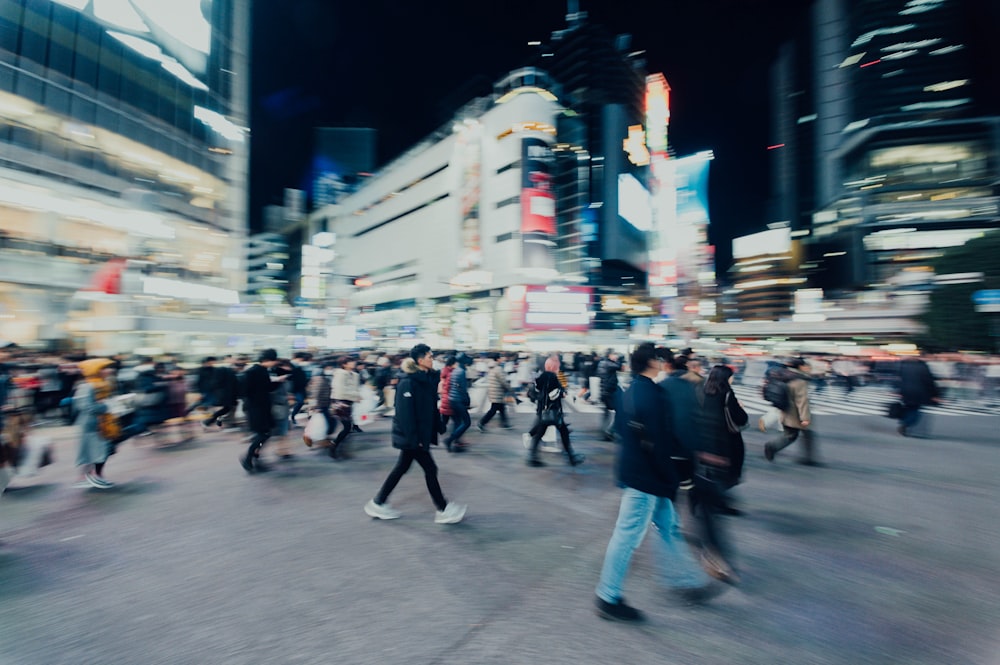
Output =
[{"x1": 732, "y1": 385, "x2": 999, "y2": 418}]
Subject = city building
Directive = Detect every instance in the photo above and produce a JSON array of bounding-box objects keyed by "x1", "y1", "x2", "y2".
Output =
[
  {"x1": 0, "y1": 0, "x2": 288, "y2": 355},
  {"x1": 768, "y1": 0, "x2": 1000, "y2": 292}
]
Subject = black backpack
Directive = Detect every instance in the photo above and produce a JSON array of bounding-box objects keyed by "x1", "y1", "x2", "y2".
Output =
[{"x1": 762, "y1": 375, "x2": 791, "y2": 410}]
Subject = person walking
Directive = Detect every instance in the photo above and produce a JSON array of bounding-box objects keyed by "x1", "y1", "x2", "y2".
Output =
[
  {"x1": 693, "y1": 365, "x2": 747, "y2": 584},
  {"x1": 896, "y1": 354, "x2": 940, "y2": 437},
  {"x1": 72, "y1": 358, "x2": 121, "y2": 489},
  {"x1": 594, "y1": 343, "x2": 718, "y2": 622},
  {"x1": 306, "y1": 360, "x2": 338, "y2": 454},
  {"x1": 239, "y1": 349, "x2": 285, "y2": 473},
  {"x1": 269, "y1": 359, "x2": 295, "y2": 459},
  {"x1": 597, "y1": 351, "x2": 621, "y2": 440},
  {"x1": 478, "y1": 353, "x2": 512, "y2": 431},
  {"x1": 329, "y1": 355, "x2": 361, "y2": 458},
  {"x1": 364, "y1": 344, "x2": 466, "y2": 524},
  {"x1": 763, "y1": 358, "x2": 818, "y2": 465},
  {"x1": 288, "y1": 351, "x2": 312, "y2": 428},
  {"x1": 185, "y1": 356, "x2": 216, "y2": 416},
  {"x1": 438, "y1": 355, "x2": 456, "y2": 432},
  {"x1": 202, "y1": 356, "x2": 243, "y2": 429},
  {"x1": 444, "y1": 353, "x2": 473, "y2": 452},
  {"x1": 525, "y1": 355, "x2": 585, "y2": 467}
]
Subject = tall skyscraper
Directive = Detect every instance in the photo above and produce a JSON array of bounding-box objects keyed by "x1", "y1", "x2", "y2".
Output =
[{"x1": 769, "y1": 0, "x2": 1000, "y2": 291}]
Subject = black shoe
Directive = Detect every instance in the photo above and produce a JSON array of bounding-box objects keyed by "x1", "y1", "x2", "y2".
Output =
[
  {"x1": 764, "y1": 444, "x2": 775, "y2": 462},
  {"x1": 252, "y1": 459, "x2": 272, "y2": 472},
  {"x1": 328, "y1": 445, "x2": 341, "y2": 460},
  {"x1": 500, "y1": 424, "x2": 513, "y2": 430},
  {"x1": 797, "y1": 459, "x2": 823, "y2": 467},
  {"x1": 568, "y1": 452, "x2": 585, "y2": 466},
  {"x1": 352, "y1": 425, "x2": 363, "y2": 433},
  {"x1": 477, "y1": 423, "x2": 486, "y2": 433},
  {"x1": 526, "y1": 457, "x2": 545, "y2": 467},
  {"x1": 239, "y1": 455, "x2": 254, "y2": 473},
  {"x1": 720, "y1": 504, "x2": 745, "y2": 517},
  {"x1": 594, "y1": 596, "x2": 644, "y2": 622},
  {"x1": 675, "y1": 582, "x2": 727, "y2": 605},
  {"x1": 280, "y1": 454, "x2": 294, "y2": 460},
  {"x1": 450, "y1": 444, "x2": 468, "y2": 453}
]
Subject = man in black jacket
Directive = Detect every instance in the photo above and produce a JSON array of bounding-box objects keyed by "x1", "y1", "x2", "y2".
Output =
[
  {"x1": 897, "y1": 355, "x2": 940, "y2": 436},
  {"x1": 594, "y1": 343, "x2": 717, "y2": 623},
  {"x1": 239, "y1": 349, "x2": 284, "y2": 473},
  {"x1": 364, "y1": 344, "x2": 466, "y2": 524},
  {"x1": 185, "y1": 356, "x2": 216, "y2": 416},
  {"x1": 202, "y1": 356, "x2": 243, "y2": 429}
]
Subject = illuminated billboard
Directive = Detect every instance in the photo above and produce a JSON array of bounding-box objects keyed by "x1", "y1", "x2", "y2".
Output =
[
  {"x1": 50, "y1": 0, "x2": 211, "y2": 88},
  {"x1": 649, "y1": 151, "x2": 713, "y2": 293},
  {"x1": 520, "y1": 137, "x2": 556, "y2": 271},
  {"x1": 454, "y1": 121, "x2": 484, "y2": 271},
  {"x1": 645, "y1": 74, "x2": 671, "y2": 156},
  {"x1": 732, "y1": 228, "x2": 792, "y2": 259},
  {"x1": 517, "y1": 285, "x2": 593, "y2": 332}
]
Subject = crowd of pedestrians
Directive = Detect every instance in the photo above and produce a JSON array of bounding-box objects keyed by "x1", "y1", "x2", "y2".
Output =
[{"x1": 0, "y1": 336, "x2": 989, "y2": 623}]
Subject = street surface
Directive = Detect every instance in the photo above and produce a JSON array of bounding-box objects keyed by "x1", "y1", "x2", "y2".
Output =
[{"x1": 2, "y1": 402, "x2": 999, "y2": 665}]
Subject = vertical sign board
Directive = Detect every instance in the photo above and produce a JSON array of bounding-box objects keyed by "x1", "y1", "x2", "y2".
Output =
[
  {"x1": 455, "y1": 122, "x2": 484, "y2": 270},
  {"x1": 521, "y1": 137, "x2": 557, "y2": 271}
]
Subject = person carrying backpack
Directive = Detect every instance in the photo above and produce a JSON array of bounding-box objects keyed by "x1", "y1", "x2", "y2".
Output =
[
  {"x1": 758, "y1": 361, "x2": 791, "y2": 432},
  {"x1": 763, "y1": 358, "x2": 819, "y2": 465}
]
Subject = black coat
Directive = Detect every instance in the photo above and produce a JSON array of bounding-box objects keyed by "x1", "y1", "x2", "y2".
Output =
[
  {"x1": 211, "y1": 366, "x2": 240, "y2": 406},
  {"x1": 533, "y1": 371, "x2": 565, "y2": 416},
  {"x1": 898, "y1": 358, "x2": 940, "y2": 407},
  {"x1": 391, "y1": 366, "x2": 441, "y2": 450},
  {"x1": 659, "y1": 370, "x2": 699, "y2": 456},
  {"x1": 243, "y1": 364, "x2": 279, "y2": 433},
  {"x1": 614, "y1": 375, "x2": 686, "y2": 500},
  {"x1": 696, "y1": 388, "x2": 748, "y2": 488}
]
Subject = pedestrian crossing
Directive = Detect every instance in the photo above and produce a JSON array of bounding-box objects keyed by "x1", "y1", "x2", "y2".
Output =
[
  {"x1": 731, "y1": 384, "x2": 1000, "y2": 418},
  {"x1": 467, "y1": 382, "x2": 1000, "y2": 419}
]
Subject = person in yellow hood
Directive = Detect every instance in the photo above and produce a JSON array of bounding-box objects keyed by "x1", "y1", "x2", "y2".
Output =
[{"x1": 73, "y1": 358, "x2": 120, "y2": 489}]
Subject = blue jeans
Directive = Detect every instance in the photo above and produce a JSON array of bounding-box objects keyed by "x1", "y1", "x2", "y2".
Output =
[
  {"x1": 596, "y1": 487, "x2": 708, "y2": 603},
  {"x1": 900, "y1": 404, "x2": 922, "y2": 430}
]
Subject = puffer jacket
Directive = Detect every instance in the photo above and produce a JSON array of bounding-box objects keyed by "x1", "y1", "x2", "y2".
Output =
[
  {"x1": 438, "y1": 366, "x2": 453, "y2": 416},
  {"x1": 448, "y1": 365, "x2": 470, "y2": 410},
  {"x1": 487, "y1": 364, "x2": 510, "y2": 403},
  {"x1": 392, "y1": 358, "x2": 441, "y2": 450}
]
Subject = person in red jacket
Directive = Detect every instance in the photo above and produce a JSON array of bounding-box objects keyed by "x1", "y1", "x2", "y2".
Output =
[{"x1": 438, "y1": 355, "x2": 456, "y2": 431}]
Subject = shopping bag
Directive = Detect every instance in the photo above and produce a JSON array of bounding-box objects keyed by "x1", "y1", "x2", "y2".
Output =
[{"x1": 304, "y1": 412, "x2": 328, "y2": 445}]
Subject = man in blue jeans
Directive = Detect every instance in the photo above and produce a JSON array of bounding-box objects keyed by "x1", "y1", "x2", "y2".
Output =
[{"x1": 594, "y1": 343, "x2": 722, "y2": 622}]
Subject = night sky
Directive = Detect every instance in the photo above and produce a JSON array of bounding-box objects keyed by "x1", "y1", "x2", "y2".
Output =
[{"x1": 249, "y1": 0, "x2": 810, "y2": 270}]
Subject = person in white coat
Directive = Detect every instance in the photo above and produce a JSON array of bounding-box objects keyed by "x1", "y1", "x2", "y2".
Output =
[{"x1": 330, "y1": 356, "x2": 361, "y2": 458}]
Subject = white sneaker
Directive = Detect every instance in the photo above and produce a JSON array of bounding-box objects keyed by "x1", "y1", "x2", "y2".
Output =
[
  {"x1": 86, "y1": 473, "x2": 114, "y2": 489},
  {"x1": 364, "y1": 499, "x2": 401, "y2": 520},
  {"x1": 435, "y1": 502, "x2": 467, "y2": 524}
]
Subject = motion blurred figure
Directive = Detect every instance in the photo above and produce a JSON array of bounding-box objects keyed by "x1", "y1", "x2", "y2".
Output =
[
  {"x1": 764, "y1": 358, "x2": 818, "y2": 465},
  {"x1": 897, "y1": 354, "x2": 940, "y2": 437}
]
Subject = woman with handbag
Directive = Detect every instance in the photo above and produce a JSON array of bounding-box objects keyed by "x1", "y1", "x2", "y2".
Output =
[
  {"x1": 693, "y1": 364, "x2": 748, "y2": 584},
  {"x1": 525, "y1": 355, "x2": 584, "y2": 468}
]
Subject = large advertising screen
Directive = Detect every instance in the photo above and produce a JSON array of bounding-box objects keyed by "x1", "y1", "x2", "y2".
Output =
[
  {"x1": 50, "y1": 0, "x2": 211, "y2": 88},
  {"x1": 521, "y1": 137, "x2": 556, "y2": 271},
  {"x1": 521, "y1": 285, "x2": 593, "y2": 332}
]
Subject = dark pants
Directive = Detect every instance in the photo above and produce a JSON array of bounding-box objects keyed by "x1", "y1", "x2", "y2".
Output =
[
  {"x1": 690, "y1": 470, "x2": 732, "y2": 560},
  {"x1": 184, "y1": 393, "x2": 215, "y2": 416},
  {"x1": 900, "y1": 404, "x2": 922, "y2": 430},
  {"x1": 768, "y1": 426, "x2": 816, "y2": 462},
  {"x1": 375, "y1": 447, "x2": 446, "y2": 511},
  {"x1": 205, "y1": 402, "x2": 236, "y2": 426},
  {"x1": 289, "y1": 391, "x2": 306, "y2": 425},
  {"x1": 446, "y1": 407, "x2": 471, "y2": 445},
  {"x1": 479, "y1": 402, "x2": 508, "y2": 428},
  {"x1": 245, "y1": 428, "x2": 271, "y2": 460}
]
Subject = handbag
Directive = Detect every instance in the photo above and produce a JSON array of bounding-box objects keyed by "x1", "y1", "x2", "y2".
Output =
[{"x1": 724, "y1": 392, "x2": 748, "y2": 434}]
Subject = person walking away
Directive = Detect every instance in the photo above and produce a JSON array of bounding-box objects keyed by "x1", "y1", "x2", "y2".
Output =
[
  {"x1": 330, "y1": 355, "x2": 361, "y2": 458},
  {"x1": 478, "y1": 353, "x2": 512, "y2": 431},
  {"x1": 288, "y1": 352, "x2": 312, "y2": 428},
  {"x1": 239, "y1": 349, "x2": 285, "y2": 473},
  {"x1": 763, "y1": 358, "x2": 818, "y2": 465},
  {"x1": 597, "y1": 351, "x2": 621, "y2": 440},
  {"x1": 594, "y1": 343, "x2": 719, "y2": 622},
  {"x1": 525, "y1": 355, "x2": 584, "y2": 467},
  {"x1": 73, "y1": 358, "x2": 122, "y2": 488},
  {"x1": 364, "y1": 344, "x2": 466, "y2": 524},
  {"x1": 373, "y1": 356, "x2": 393, "y2": 409},
  {"x1": 693, "y1": 365, "x2": 747, "y2": 584},
  {"x1": 444, "y1": 353, "x2": 473, "y2": 452},
  {"x1": 896, "y1": 354, "x2": 940, "y2": 437},
  {"x1": 185, "y1": 357, "x2": 216, "y2": 416},
  {"x1": 202, "y1": 356, "x2": 242, "y2": 429}
]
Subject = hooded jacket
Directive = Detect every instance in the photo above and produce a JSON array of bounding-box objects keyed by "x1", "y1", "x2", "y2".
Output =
[{"x1": 391, "y1": 358, "x2": 441, "y2": 450}]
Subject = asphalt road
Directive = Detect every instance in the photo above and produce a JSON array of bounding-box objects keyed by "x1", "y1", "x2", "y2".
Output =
[{"x1": 2, "y1": 408, "x2": 999, "y2": 665}]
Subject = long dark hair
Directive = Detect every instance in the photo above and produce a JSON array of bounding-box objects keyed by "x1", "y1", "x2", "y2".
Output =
[{"x1": 703, "y1": 365, "x2": 734, "y2": 396}]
